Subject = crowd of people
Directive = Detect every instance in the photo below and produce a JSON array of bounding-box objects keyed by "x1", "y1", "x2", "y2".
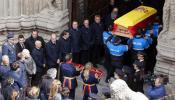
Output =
[{"x1": 0, "y1": 0, "x2": 169, "y2": 100}]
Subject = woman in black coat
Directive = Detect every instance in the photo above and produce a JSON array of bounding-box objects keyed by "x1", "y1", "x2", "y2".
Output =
[{"x1": 133, "y1": 61, "x2": 144, "y2": 93}]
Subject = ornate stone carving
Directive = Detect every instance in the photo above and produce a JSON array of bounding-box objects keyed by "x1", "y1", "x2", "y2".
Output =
[
  {"x1": 155, "y1": 0, "x2": 175, "y2": 85},
  {"x1": 0, "y1": 0, "x2": 69, "y2": 32}
]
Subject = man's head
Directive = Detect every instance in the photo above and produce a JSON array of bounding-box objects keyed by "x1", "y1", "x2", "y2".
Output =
[
  {"x1": 94, "y1": 15, "x2": 101, "y2": 24},
  {"x1": 18, "y1": 35, "x2": 25, "y2": 44},
  {"x1": 65, "y1": 53, "x2": 72, "y2": 62},
  {"x1": 50, "y1": 33, "x2": 57, "y2": 43},
  {"x1": 35, "y1": 40, "x2": 42, "y2": 49},
  {"x1": 112, "y1": 7, "x2": 118, "y2": 14},
  {"x1": 2, "y1": 55, "x2": 9, "y2": 65},
  {"x1": 47, "y1": 68, "x2": 57, "y2": 79},
  {"x1": 155, "y1": 75, "x2": 164, "y2": 87},
  {"x1": 72, "y1": 21, "x2": 79, "y2": 29},
  {"x1": 62, "y1": 30, "x2": 70, "y2": 39},
  {"x1": 32, "y1": 30, "x2": 38, "y2": 39},
  {"x1": 7, "y1": 32, "x2": 15, "y2": 45},
  {"x1": 83, "y1": 19, "x2": 90, "y2": 28}
]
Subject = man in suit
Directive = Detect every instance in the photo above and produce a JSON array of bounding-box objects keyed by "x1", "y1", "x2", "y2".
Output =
[
  {"x1": 2, "y1": 32, "x2": 16, "y2": 64},
  {"x1": 16, "y1": 35, "x2": 26, "y2": 59},
  {"x1": 45, "y1": 33, "x2": 60, "y2": 69},
  {"x1": 91, "y1": 15, "x2": 105, "y2": 65},
  {"x1": 69, "y1": 21, "x2": 81, "y2": 64},
  {"x1": 31, "y1": 40, "x2": 46, "y2": 86},
  {"x1": 25, "y1": 30, "x2": 45, "y2": 52}
]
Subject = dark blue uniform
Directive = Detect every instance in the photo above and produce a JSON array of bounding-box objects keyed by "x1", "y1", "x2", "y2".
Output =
[
  {"x1": 31, "y1": 48, "x2": 45, "y2": 85},
  {"x1": 91, "y1": 22, "x2": 104, "y2": 64},
  {"x1": 57, "y1": 37, "x2": 71, "y2": 62},
  {"x1": 80, "y1": 26, "x2": 94, "y2": 64},
  {"x1": 0, "y1": 64, "x2": 10, "y2": 86},
  {"x1": 45, "y1": 41, "x2": 59, "y2": 68},
  {"x1": 106, "y1": 40, "x2": 128, "y2": 79},
  {"x1": 69, "y1": 28, "x2": 81, "y2": 63},
  {"x1": 128, "y1": 35, "x2": 151, "y2": 62},
  {"x1": 2, "y1": 42, "x2": 16, "y2": 64},
  {"x1": 81, "y1": 71, "x2": 99, "y2": 100},
  {"x1": 60, "y1": 62, "x2": 80, "y2": 99}
]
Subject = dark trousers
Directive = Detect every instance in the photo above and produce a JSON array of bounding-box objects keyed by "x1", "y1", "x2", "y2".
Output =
[
  {"x1": 81, "y1": 50, "x2": 89, "y2": 65},
  {"x1": 91, "y1": 44, "x2": 104, "y2": 65},
  {"x1": 72, "y1": 52, "x2": 80, "y2": 64},
  {"x1": 69, "y1": 88, "x2": 76, "y2": 99},
  {"x1": 106, "y1": 55, "x2": 123, "y2": 80},
  {"x1": 32, "y1": 71, "x2": 43, "y2": 86}
]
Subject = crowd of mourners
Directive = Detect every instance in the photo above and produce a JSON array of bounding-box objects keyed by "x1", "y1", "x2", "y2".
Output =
[{"x1": 0, "y1": 0, "x2": 169, "y2": 100}]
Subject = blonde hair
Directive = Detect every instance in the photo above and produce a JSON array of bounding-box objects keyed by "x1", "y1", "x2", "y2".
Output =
[
  {"x1": 48, "y1": 80, "x2": 61, "y2": 100},
  {"x1": 28, "y1": 86, "x2": 40, "y2": 97},
  {"x1": 84, "y1": 62, "x2": 93, "y2": 70}
]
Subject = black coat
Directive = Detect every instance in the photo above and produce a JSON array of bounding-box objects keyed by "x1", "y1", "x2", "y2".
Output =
[
  {"x1": 91, "y1": 22, "x2": 104, "y2": 45},
  {"x1": 25, "y1": 36, "x2": 45, "y2": 52},
  {"x1": 15, "y1": 42, "x2": 26, "y2": 55},
  {"x1": 133, "y1": 71, "x2": 144, "y2": 93},
  {"x1": 104, "y1": 14, "x2": 117, "y2": 30},
  {"x1": 69, "y1": 28, "x2": 81, "y2": 53},
  {"x1": 80, "y1": 26, "x2": 94, "y2": 50},
  {"x1": 57, "y1": 37, "x2": 71, "y2": 61},
  {"x1": 45, "y1": 41, "x2": 59, "y2": 67},
  {"x1": 31, "y1": 48, "x2": 45, "y2": 72}
]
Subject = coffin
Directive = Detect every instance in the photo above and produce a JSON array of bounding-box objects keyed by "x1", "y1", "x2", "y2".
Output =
[{"x1": 113, "y1": 6, "x2": 157, "y2": 38}]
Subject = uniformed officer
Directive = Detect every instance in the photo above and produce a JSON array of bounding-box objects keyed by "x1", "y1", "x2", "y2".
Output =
[
  {"x1": 106, "y1": 36, "x2": 128, "y2": 81},
  {"x1": 128, "y1": 28, "x2": 151, "y2": 62},
  {"x1": 69, "y1": 21, "x2": 81, "y2": 64},
  {"x1": 2, "y1": 32, "x2": 16, "y2": 64},
  {"x1": 81, "y1": 62, "x2": 100, "y2": 100},
  {"x1": 60, "y1": 54, "x2": 80, "y2": 99},
  {"x1": 103, "y1": 25, "x2": 115, "y2": 82}
]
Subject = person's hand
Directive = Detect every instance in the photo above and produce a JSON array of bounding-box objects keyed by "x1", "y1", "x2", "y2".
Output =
[
  {"x1": 76, "y1": 67, "x2": 81, "y2": 71},
  {"x1": 57, "y1": 59, "x2": 60, "y2": 64},
  {"x1": 95, "y1": 73, "x2": 99, "y2": 79},
  {"x1": 43, "y1": 64, "x2": 46, "y2": 68}
]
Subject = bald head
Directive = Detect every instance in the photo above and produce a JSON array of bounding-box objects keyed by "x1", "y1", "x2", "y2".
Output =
[
  {"x1": 2, "y1": 55, "x2": 9, "y2": 65},
  {"x1": 51, "y1": 33, "x2": 57, "y2": 43},
  {"x1": 35, "y1": 40, "x2": 42, "y2": 49}
]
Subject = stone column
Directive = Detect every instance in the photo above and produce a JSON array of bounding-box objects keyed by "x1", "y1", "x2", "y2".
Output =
[
  {"x1": 4, "y1": 0, "x2": 9, "y2": 16},
  {"x1": 155, "y1": 0, "x2": 175, "y2": 84}
]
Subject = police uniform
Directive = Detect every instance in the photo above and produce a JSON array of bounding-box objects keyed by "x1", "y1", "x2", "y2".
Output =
[
  {"x1": 2, "y1": 32, "x2": 16, "y2": 64},
  {"x1": 81, "y1": 71, "x2": 99, "y2": 100},
  {"x1": 106, "y1": 37, "x2": 128, "y2": 79},
  {"x1": 128, "y1": 35, "x2": 151, "y2": 62},
  {"x1": 60, "y1": 62, "x2": 80, "y2": 99}
]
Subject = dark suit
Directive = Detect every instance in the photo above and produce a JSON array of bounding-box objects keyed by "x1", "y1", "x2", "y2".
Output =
[
  {"x1": 69, "y1": 28, "x2": 81, "y2": 63},
  {"x1": 25, "y1": 36, "x2": 45, "y2": 52},
  {"x1": 31, "y1": 47, "x2": 45, "y2": 85},
  {"x1": 45, "y1": 41, "x2": 59, "y2": 68},
  {"x1": 16, "y1": 42, "x2": 26, "y2": 59},
  {"x1": 57, "y1": 37, "x2": 71, "y2": 62}
]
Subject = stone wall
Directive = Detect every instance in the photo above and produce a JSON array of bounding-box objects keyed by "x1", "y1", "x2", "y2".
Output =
[{"x1": 0, "y1": 0, "x2": 69, "y2": 32}]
